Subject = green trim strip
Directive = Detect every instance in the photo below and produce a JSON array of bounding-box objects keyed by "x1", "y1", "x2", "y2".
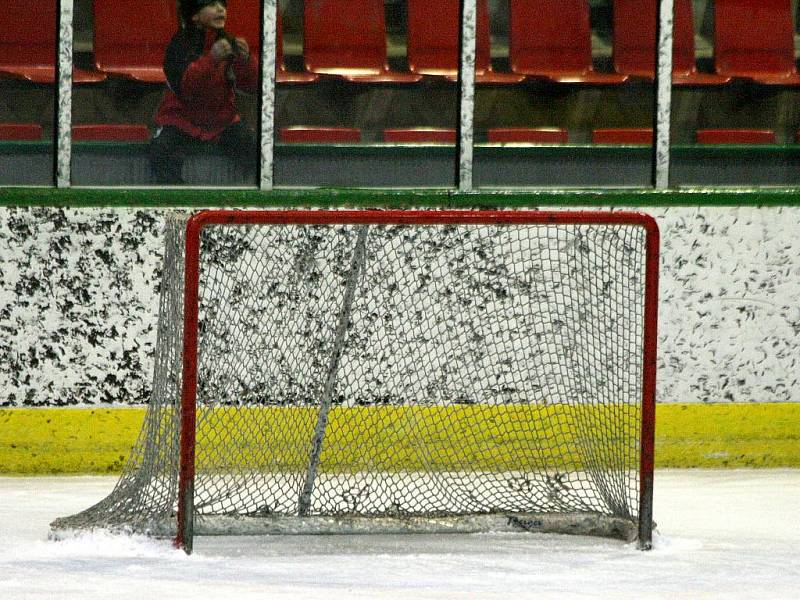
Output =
[
  {"x1": 1, "y1": 404, "x2": 797, "y2": 474},
  {"x1": 3, "y1": 187, "x2": 800, "y2": 208}
]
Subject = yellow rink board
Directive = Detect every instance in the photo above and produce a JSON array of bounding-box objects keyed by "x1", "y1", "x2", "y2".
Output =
[{"x1": 0, "y1": 403, "x2": 798, "y2": 474}]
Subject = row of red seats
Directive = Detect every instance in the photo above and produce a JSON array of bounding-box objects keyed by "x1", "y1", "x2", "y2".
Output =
[
  {"x1": 0, "y1": 123, "x2": 784, "y2": 145},
  {"x1": 1, "y1": 1, "x2": 799, "y2": 86},
  {"x1": 279, "y1": 127, "x2": 785, "y2": 144},
  {"x1": 0, "y1": 124, "x2": 150, "y2": 141}
]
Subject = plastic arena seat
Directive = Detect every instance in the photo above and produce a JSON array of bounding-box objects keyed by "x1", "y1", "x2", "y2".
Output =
[
  {"x1": 303, "y1": 0, "x2": 421, "y2": 83},
  {"x1": 279, "y1": 127, "x2": 362, "y2": 143},
  {"x1": 714, "y1": 0, "x2": 800, "y2": 85},
  {"x1": 224, "y1": 0, "x2": 261, "y2": 52},
  {"x1": 225, "y1": 0, "x2": 317, "y2": 83},
  {"x1": 72, "y1": 124, "x2": 151, "y2": 142},
  {"x1": 93, "y1": 1, "x2": 178, "y2": 83},
  {"x1": 406, "y1": 0, "x2": 524, "y2": 84},
  {"x1": 487, "y1": 128, "x2": 569, "y2": 144},
  {"x1": 592, "y1": 128, "x2": 654, "y2": 144},
  {"x1": 0, "y1": 1, "x2": 105, "y2": 83},
  {"x1": 696, "y1": 129, "x2": 777, "y2": 144},
  {"x1": 508, "y1": 0, "x2": 627, "y2": 84},
  {"x1": 0, "y1": 123, "x2": 43, "y2": 140},
  {"x1": 382, "y1": 128, "x2": 457, "y2": 143},
  {"x1": 613, "y1": 0, "x2": 730, "y2": 85}
]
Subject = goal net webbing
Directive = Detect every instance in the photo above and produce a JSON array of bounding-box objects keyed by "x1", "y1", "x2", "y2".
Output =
[{"x1": 53, "y1": 210, "x2": 657, "y2": 547}]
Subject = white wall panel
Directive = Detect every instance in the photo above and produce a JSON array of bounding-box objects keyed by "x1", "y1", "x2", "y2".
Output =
[{"x1": 1, "y1": 207, "x2": 798, "y2": 405}]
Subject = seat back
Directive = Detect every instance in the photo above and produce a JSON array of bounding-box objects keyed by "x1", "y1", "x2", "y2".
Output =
[
  {"x1": 304, "y1": 0, "x2": 387, "y2": 74},
  {"x1": 592, "y1": 128, "x2": 653, "y2": 144},
  {"x1": 696, "y1": 129, "x2": 776, "y2": 144},
  {"x1": 406, "y1": 0, "x2": 493, "y2": 75},
  {"x1": 0, "y1": 123, "x2": 43, "y2": 141},
  {"x1": 487, "y1": 128, "x2": 568, "y2": 144},
  {"x1": 280, "y1": 127, "x2": 361, "y2": 143},
  {"x1": 0, "y1": 2, "x2": 56, "y2": 78},
  {"x1": 225, "y1": 0, "x2": 291, "y2": 65},
  {"x1": 613, "y1": 0, "x2": 698, "y2": 76},
  {"x1": 714, "y1": 0, "x2": 796, "y2": 77},
  {"x1": 72, "y1": 124, "x2": 150, "y2": 142},
  {"x1": 224, "y1": 0, "x2": 261, "y2": 55},
  {"x1": 383, "y1": 128, "x2": 457, "y2": 143},
  {"x1": 93, "y1": 0, "x2": 177, "y2": 80},
  {"x1": 226, "y1": 2, "x2": 319, "y2": 82},
  {"x1": 509, "y1": 0, "x2": 592, "y2": 73}
]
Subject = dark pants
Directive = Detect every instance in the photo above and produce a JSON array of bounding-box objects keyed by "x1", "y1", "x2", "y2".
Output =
[{"x1": 149, "y1": 122, "x2": 257, "y2": 184}]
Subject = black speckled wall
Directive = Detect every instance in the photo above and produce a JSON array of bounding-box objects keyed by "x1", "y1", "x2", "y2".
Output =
[
  {"x1": 1, "y1": 207, "x2": 798, "y2": 406},
  {"x1": 0, "y1": 208, "x2": 163, "y2": 406}
]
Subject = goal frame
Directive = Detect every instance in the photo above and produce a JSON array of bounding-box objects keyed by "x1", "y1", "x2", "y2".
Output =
[{"x1": 175, "y1": 209, "x2": 659, "y2": 552}]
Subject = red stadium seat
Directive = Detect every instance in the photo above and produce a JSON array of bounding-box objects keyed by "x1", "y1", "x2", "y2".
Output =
[
  {"x1": 279, "y1": 127, "x2": 361, "y2": 143},
  {"x1": 225, "y1": 0, "x2": 318, "y2": 83},
  {"x1": 592, "y1": 128, "x2": 653, "y2": 144},
  {"x1": 406, "y1": 0, "x2": 523, "y2": 84},
  {"x1": 224, "y1": 0, "x2": 261, "y2": 53},
  {"x1": 72, "y1": 124, "x2": 151, "y2": 142},
  {"x1": 508, "y1": 0, "x2": 627, "y2": 84},
  {"x1": 613, "y1": 0, "x2": 730, "y2": 85},
  {"x1": 0, "y1": 2, "x2": 105, "y2": 83},
  {"x1": 487, "y1": 128, "x2": 568, "y2": 144},
  {"x1": 303, "y1": 0, "x2": 421, "y2": 83},
  {"x1": 93, "y1": 1, "x2": 177, "y2": 83},
  {"x1": 0, "y1": 123, "x2": 43, "y2": 141},
  {"x1": 383, "y1": 128, "x2": 457, "y2": 143},
  {"x1": 714, "y1": 0, "x2": 800, "y2": 85},
  {"x1": 696, "y1": 129, "x2": 777, "y2": 144}
]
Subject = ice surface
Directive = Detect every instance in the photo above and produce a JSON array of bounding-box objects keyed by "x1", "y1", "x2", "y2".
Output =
[{"x1": 1, "y1": 471, "x2": 799, "y2": 599}]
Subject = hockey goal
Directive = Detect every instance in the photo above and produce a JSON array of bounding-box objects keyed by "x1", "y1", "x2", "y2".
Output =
[{"x1": 53, "y1": 209, "x2": 659, "y2": 553}]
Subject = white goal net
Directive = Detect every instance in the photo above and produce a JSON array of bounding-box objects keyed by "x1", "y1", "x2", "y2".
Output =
[{"x1": 53, "y1": 209, "x2": 658, "y2": 552}]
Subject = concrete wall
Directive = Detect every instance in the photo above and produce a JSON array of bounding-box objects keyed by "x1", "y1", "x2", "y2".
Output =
[{"x1": 0, "y1": 205, "x2": 798, "y2": 406}]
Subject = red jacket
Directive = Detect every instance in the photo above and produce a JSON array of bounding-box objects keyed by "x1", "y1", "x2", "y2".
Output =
[{"x1": 155, "y1": 27, "x2": 259, "y2": 141}]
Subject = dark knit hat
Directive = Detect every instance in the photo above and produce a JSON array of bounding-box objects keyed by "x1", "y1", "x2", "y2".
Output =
[{"x1": 179, "y1": 0, "x2": 226, "y2": 24}]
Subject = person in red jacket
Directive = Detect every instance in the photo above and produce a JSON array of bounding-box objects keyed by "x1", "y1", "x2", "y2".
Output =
[{"x1": 150, "y1": 0, "x2": 259, "y2": 184}]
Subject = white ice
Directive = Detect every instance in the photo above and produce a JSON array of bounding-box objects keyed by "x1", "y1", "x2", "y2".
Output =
[{"x1": 1, "y1": 470, "x2": 799, "y2": 599}]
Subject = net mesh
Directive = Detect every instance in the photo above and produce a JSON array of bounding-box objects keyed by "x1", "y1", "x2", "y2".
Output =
[{"x1": 54, "y1": 212, "x2": 649, "y2": 538}]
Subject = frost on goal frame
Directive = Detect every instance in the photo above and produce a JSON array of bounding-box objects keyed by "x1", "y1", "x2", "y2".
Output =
[{"x1": 52, "y1": 209, "x2": 659, "y2": 553}]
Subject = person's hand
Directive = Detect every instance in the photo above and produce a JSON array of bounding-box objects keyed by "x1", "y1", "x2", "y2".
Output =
[
  {"x1": 233, "y1": 37, "x2": 250, "y2": 62},
  {"x1": 211, "y1": 38, "x2": 234, "y2": 61}
]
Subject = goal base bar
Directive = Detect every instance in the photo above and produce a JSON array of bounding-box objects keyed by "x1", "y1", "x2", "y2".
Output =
[{"x1": 154, "y1": 512, "x2": 639, "y2": 543}]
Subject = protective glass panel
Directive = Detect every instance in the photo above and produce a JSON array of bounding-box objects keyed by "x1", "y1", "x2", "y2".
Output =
[
  {"x1": 273, "y1": 0, "x2": 459, "y2": 188},
  {"x1": 474, "y1": 0, "x2": 656, "y2": 188},
  {"x1": 0, "y1": 1, "x2": 57, "y2": 185},
  {"x1": 71, "y1": 0, "x2": 260, "y2": 187},
  {"x1": 669, "y1": 0, "x2": 800, "y2": 187}
]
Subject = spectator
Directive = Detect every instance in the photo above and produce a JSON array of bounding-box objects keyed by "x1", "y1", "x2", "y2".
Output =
[{"x1": 150, "y1": 0, "x2": 258, "y2": 184}]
